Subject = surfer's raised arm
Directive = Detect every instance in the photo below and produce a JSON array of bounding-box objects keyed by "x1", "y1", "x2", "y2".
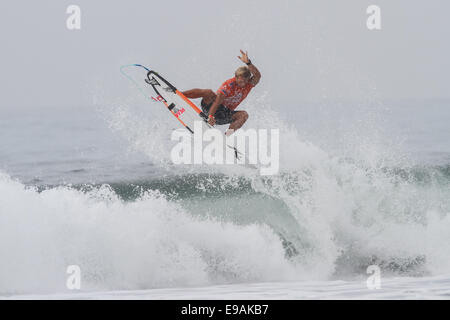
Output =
[{"x1": 238, "y1": 50, "x2": 261, "y2": 86}]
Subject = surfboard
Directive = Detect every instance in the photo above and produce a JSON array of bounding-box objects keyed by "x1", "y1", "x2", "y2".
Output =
[{"x1": 120, "y1": 64, "x2": 257, "y2": 169}]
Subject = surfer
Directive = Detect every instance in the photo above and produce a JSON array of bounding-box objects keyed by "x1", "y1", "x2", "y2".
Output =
[{"x1": 182, "y1": 50, "x2": 261, "y2": 136}]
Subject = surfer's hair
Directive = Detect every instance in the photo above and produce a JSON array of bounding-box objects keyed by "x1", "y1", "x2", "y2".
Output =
[{"x1": 235, "y1": 66, "x2": 251, "y2": 79}]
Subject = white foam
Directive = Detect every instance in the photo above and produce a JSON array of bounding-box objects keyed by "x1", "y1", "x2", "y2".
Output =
[{"x1": 0, "y1": 172, "x2": 306, "y2": 295}]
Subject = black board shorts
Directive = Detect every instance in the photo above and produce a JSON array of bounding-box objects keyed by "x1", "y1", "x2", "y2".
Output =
[{"x1": 201, "y1": 99, "x2": 237, "y2": 125}]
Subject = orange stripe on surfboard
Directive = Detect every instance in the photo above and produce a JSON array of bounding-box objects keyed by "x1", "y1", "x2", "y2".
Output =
[{"x1": 176, "y1": 90, "x2": 203, "y2": 114}]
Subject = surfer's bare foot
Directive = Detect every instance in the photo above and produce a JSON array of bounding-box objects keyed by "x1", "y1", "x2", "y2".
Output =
[{"x1": 225, "y1": 129, "x2": 235, "y2": 136}]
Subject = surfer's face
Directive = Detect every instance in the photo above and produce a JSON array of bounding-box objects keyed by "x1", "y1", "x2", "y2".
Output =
[{"x1": 236, "y1": 75, "x2": 250, "y2": 87}]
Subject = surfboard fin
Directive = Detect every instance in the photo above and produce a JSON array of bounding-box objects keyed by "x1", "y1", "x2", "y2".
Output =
[{"x1": 227, "y1": 145, "x2": 243, "y2": 160}]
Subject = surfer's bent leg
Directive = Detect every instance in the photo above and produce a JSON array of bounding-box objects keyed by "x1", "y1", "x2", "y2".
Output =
[
  {"x1": 229, "y1": 111, "x2": 249, "y2": 131},
  {"x1": 182, "y1": 89, "x2": 216, "y2": 104}
]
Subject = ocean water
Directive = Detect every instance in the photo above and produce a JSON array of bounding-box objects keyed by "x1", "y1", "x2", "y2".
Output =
[{"x1": 0, "y1": 97, "x2": 449, "y2": 299}]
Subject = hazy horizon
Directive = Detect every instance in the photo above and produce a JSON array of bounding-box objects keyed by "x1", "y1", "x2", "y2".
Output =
[{"x1": 1, "y1": 0, "x2": 449, "y2": 110}]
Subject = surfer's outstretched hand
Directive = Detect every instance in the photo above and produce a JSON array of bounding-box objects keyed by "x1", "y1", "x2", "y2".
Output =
[{"x1": 238, "y1": 50, "x2": 250, "y2": 64}]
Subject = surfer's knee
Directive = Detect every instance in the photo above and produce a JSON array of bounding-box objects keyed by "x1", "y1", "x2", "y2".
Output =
[
  {"x1": 232, "y1": 111, "x2": 248, "y2": 123},
  {"x1": 204, "y1": 89, "x2": 216, "y2": 98},
  {"x1": 202, "y1": 89, "x2": 216, "y2": 104}
]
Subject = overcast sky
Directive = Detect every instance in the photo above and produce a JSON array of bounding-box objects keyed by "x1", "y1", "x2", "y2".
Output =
[{"x1": 1, "y1": 0, "x2": 449, "y2": 109}]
